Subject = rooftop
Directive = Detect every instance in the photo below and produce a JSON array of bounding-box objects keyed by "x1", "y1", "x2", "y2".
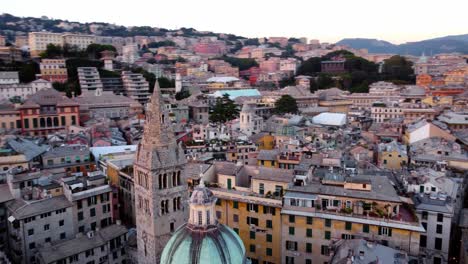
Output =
[
  {"x1": 7, "y1": 195, "x2": 72, "y2": 220},
  {"x1": 38, "y1": 224, "x2": 127, "y2": 263}
]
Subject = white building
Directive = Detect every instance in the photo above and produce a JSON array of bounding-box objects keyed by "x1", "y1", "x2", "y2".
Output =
[
  {"x1": 0, "y1": 72, "x2": 19, "y2": 84},
  {"x1": 121, "y1": 44, "x2": 139, "y2": 64},
  {"x1": 0, "y1": 79, "x2": 52, "y2": 100},
  {"x1": 121, "y1": 71, "x2": 150, "y2": 105},
  {"x1": 77, "y1": 67, "x2": 104, "y2": 91},
  {"x1": 239, "y1": 103, "x2": 264, "y2": 136}
]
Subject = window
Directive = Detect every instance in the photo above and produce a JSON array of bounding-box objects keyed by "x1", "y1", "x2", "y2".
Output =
[
  {"x1": 28, "y1": 229, "x2": 34, "y2": 236},
  {"x1": 289, "y1": 227, "x2": 295, "y2": 235},
  {"x1": 60, "y1": 232, "x2": 66, "y2": 239},
  {"x1": 59, "y1": 219, "x2": 64, "y2": 226},
  {"x1": 286, "y1": 241, "x2": 298, "y2": 251},
  {"x1": 363, "y1": 224, "x2": 370, "y2": 233},
  {"x1": 321, "y1": 245, "x2": 330, "y2": 256},
  {"x1": 345, "y1": 222, "x2": 352, "y2": 230},
  {"x1": 77, "y1": 200, "x2": 83, "y2": 210},
  {"x1": 306, "y1": 242, "x2": 312, "y2": 253},
  {"x1": 45, "y1": 237, "x2": 51, "y2": 243},
  {"x1": 29, "y1": 242, "x2": 36, "y2": 249},
  {"x1": 306, "y1": 260, "x2": 312, "y2": 264},
  {"x1": 78, "y1": 212, "x2": 84, "y2": 221},
  {"x1": 378, "y1": 227, "x2": 392, "y2": 237},
  {"x1": 435, "y1": 238, "x2": 442, "y2": 250},
  {"x1": 44, "y1": 224, "x2": 50, "y2": 231},
  {"x1": 266, "y1": 234, "x2": 272, "y2": 242},
  {"x1": 342, "y1": 234, "x2": 354, "y2": 240},
  {"x1": 420, "y1": 235, "x2": 427, "y2": 248},
  {"x1": 88, "y1": 196, "x2": 97, "y2": 206},
  {"x1": 90, "y1": 208, "x2": 96, "y2": 217},
  {"x1": 233, "y1": 214, "x2": 239, "y2": 223},
  {"x1": 437, "y1": 213, "x2": 443, "y2": 222},
  {"x1": 325, "y1": 219, "x2": 331, "y2": 227},
  {"x1": 233, "y1": 228, "x2": 239, "y2": 234},
  {"x1": 306, "y1": 228, "x2": 312, "y2": 237},
  {"x1": 422, "y1": 222, "x2": 427, "y2": 230},
  {"x1": 259, "y1": 183, "x2": 264, "y2": 195},
  {"x1": 324, "y1": 231, "x2": 331, "y2": 240},
  {"x1": 247, "y1": 217, "x2": 259, "y2": 226},
  {"x1": 250, "y1": 231, "x2": 256, "y2": 239},
  {"x1": 436, "y1": 224, "x2": 443, "y2": 234},
  {"x1": 249, "y1": 244, "x2": 256, "y2": 252},
  {"x1": 69, "y1": 255, "x2": 78, "y2": 263},
  {"x1": 266, "y1": 220, "x2": 272, "y2": 228},
  {"x1": 306, "y1": 217, "x2": 313, "y2": 225},
  {"x1": 433, "y1": 257, "x2": 442, "y2": 264},
  {"x1": 248, "y1": 203, "x2": 258, "y2": 212},
  {"x1": 285, "y1": 256, "x2": 295, "y2": 264},
  {"x1": 79, "y1": 226, "x2": 85, "y2": 233},
  {"x1": 266, "y1": 248, "x2": 272, "y2": 256},
  {"x1": 233, "y1": 201, "x2": 238, "y2": 209},
  {"x1": 289, "y1": 215, "x2": 295, "y2": 223}
]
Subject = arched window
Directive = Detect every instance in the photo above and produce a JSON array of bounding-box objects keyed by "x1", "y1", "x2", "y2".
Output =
[
  {"x1": 160, "y1": 201, "x2": 165, "y2": 215},
  {"x1": 173, "y1": 198, "x2": 177, "y2": 211},
  {"x1": 177, "y1": 171, "x2": 181, "y2": 186},
  {"x1": 177, "y1": 197, "x2": 181, "y2": 210},
  {"x1": 165, "y1": 199, "x2": 169, "y2": 213},
  {"x1": 40, "y1": 118, "x2": 45, "y2": 128},
  {"x1": 53, "y1": 117, "x2": 59, "y2": 127},
  {"x1": 158, "y1": 174, "x2": 162, "y2": 189},
  {"x1": 172, "y1": 172, "x2": 176, "y2": 187},
  {"x1": 46, "y1": 117, "x2": 52, "y2": 127},
  {"x1": 163, "y1": 174, "x2": 167, "y2": 189},
  {"x1": 198, "y1": 211, "x2": 203, "y2": 225},
  {"x1": 206, "y1": 210, "x2": 210, "y2": 225}
]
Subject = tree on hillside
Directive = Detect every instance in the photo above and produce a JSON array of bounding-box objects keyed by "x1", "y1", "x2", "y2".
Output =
[
  {"x1": 244, "y1": 38, "x2": 260, "y2": 46},
  {"x1": 175, "y1": 90, "x2": 191, "y2": 100},
  {"x1": 274, "y1": 95, "x2": 298, "y2": 114},
  {"x1": 381, "y1": 55, "x2": 414, "y2": 83},
  {"x1": 209, "y1": 94, "x2": 239, "y2": 123},
  {"x1": 40, "y1": 44, "x2": 63, "y2": 58},
  {"x1": 317, "y1": 73, "x2": 335, "y2": 90},
  {"x1": 86, "y1": 43, "x2": 117, "y2": 59},
  {"x1": 297, "y1": 57, "x2": 322, "y2": 76},
  {"x1": 219, "y1": 56, "x2": 258, "y2": 71},
  {"x1": 147, "y1": 40, "x2": 176, "y2": 48}
]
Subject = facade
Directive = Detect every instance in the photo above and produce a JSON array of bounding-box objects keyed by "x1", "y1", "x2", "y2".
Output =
[
  {"x1": 0, "y1": 72, "x2": 19, "y2": 85},
  {"x1": 0, "y1": 79, "x2": 52, "y2": 101},
  {"x1": 36, "y1": 224, "x2": 128, "y2": 264},
  {"x1": 29, "y1": 32, "x2": 95, "y2": 56},
  {"x1": 41, "y1": 145, "x2": 91, "y2": 172},
  {"x1": 18, "y1": 89, "x2": 80, "y2": 136},
  {"x1": 121, "y1": 71, "x2": 150, "y2": 105},
  {"x1": 377, "y1": 141, "x2": 408, "y2": 170},
  {"x1": 282, "y1": 175, "x2": 424, "y2": 264},
  {"x1": 240, "y1": 103, "x2": 264, "y2": 136},
  {"x1": 134, "y1": 82, "x2": 188, "y2": 263},
  {"x1": 73, "y1": 89, "x2": 143, "y2": 121},
  {"x1": 77, "y1": 67, "x2": 104, "y2": 91},
  {"x1": 415, "y1": 195, "x2": 453, "y2": 264},
  {"x1": 39, "y1": 59, "x2": 68, "y2": 83},
  {"x1": 6, "y1": 196, "x2": 75, "y2": 264},
  {"x1": 321, "y1": 60, "x2": 346, "y2": 73}
]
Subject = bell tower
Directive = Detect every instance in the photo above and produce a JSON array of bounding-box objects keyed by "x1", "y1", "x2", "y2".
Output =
[{"x1": 134, "y1": 81, "x2": 188, "y2": 263}]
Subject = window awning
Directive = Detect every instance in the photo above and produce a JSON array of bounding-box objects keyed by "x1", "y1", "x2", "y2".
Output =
[{"x1": 284, "y1": 192, "x2": 317, "y2": 200}]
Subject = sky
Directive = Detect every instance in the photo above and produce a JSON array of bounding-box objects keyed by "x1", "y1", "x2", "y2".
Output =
[{"x1": 3, "y1": 0, "x2": 468, "y2": 44}]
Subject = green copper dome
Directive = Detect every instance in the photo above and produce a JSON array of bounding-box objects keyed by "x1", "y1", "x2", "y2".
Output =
[{"x1": 160, "y1": 223, "x2": 248, "y2": 264}]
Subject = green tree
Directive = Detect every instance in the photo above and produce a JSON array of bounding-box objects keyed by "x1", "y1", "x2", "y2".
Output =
[
  {"x1": 40, "y1": 44, "x2": 63, "y2": 58},
  {"x1": 274, "y1": 95, "x2": 298, "y2": 114},
  {"x1": 297, "y1": 57, "x2": 322, "y2": 76},
  {"x1": 209, "y1": 94, "x2": 239, "y2": 123},
  {"x1": 218, "y1": 56, "x2": 258, "y2": 71},
  {"x1": 86, "y1": 43, "x2": 116, "y2": 59},
  {"x1": 317, "y1": 73, "x2": 334, "y2": 89},
  {"x1": 381, "y1": 55, "x2": 415, "y2": 83},
  {"x1": 175, "y1": 90, "x2": 191, "y2": 100},
  {"x1": 147, "y1": 40, "x2": 176, "y2": 48}
]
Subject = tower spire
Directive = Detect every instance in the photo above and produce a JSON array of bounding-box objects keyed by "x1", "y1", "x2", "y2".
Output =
[{"x1": 142, "y1": 80, "x2": 175, "y2": 146}]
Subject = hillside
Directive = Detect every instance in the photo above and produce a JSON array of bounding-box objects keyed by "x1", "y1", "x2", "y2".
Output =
[
  {"x1": 337, "y1": 34, "x2": 468, "y2": 55},
  {"x1": 0, "y1": 13, "x2": 245, "y2": 41}
]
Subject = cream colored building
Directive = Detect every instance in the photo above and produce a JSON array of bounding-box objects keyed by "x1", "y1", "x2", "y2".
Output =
[{"x1": 29, "y1": 32, "x2": 96, "y2": 56}]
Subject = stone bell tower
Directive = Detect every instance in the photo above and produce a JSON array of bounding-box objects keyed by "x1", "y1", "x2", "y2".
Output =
[{"x1": 134, "y1": 81, "x2": 188, "y2": 263}]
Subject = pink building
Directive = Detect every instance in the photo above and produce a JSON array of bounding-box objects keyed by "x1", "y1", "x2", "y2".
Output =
[{"x1": 260, "y1": 58, "x2": 280, "y2": 72}]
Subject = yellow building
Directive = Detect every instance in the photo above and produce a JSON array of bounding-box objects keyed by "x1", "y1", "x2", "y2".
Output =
[
  {"x1": 212, "y1": 162, "x2": 295, "y2": 264},
  {"x1": 378, "y1": 141, "x2": 408, "y2": 170},
  {"x1": 422, "y1": 96, "x2": 453, "y2": 107},
  {"x1": 281, "y1": 174, "x2": 424, "y2": 264},
  {"x1": 250, "y1": 133, "x2": 276, "y2": 150}
]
